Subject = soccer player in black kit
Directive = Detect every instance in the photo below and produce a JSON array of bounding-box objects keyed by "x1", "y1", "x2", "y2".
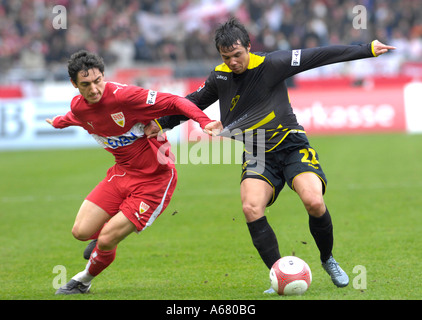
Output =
[{"x1": 145, "y1": 18, "x2": 395, "y2": 292}]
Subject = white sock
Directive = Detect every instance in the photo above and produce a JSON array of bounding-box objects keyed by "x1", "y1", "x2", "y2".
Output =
[{"x1": 72, "y1": 269, "x2": 94, "y2": 285}]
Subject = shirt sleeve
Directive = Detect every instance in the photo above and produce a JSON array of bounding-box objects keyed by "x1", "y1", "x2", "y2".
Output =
[
  {"x1": 117, "y1": 86, "x2": 213, "y2": 129},
  {"x1": 267, "y1": 42, "x2": 375, "y2": 82},
  {"x1": 52, "y1": 110, "x2": 83, "y2": 129}
]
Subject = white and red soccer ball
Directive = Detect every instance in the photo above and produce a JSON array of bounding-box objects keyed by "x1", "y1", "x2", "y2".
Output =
[{"x1": 269, "y1": 256, "x2": 312, "y2": 296}]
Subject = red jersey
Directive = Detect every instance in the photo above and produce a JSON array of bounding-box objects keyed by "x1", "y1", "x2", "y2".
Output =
[{"x1": 52, "y1": 81, "x2": 212, "y2": 175}]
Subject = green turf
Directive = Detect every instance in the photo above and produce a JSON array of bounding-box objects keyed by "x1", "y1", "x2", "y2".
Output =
[{"x1": 1, "y1": 133, "x2": 421, "y2": 300}]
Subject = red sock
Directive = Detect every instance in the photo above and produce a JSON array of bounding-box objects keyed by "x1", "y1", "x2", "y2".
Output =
[{"x1": 87, "y1": 245, "x2": 117, "y2": 277}]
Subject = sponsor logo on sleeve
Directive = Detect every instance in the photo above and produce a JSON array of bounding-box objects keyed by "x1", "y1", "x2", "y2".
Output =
[
  {"x1": 146, "y1": 90, "x2": 157, "y2": 105},
  {"x1": 197, "y1": 81, "x2": 206, "y2": 92},
  {"x1": 291, "y1": 49, "x2": 301, "y2": 66}
]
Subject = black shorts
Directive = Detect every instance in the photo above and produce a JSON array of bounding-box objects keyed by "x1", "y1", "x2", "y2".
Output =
[{"x1": 240, "y1": 131, "x2": 327, "y2": 206}]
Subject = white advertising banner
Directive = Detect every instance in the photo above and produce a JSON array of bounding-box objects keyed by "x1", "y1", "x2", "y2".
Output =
[
  {"x1": 1, "y1": 81, "x2": 421, "y2": 151},
  {"x1": 0, "y1": 99, "x2": 97, "y2": 150},
  {"x1": 404, "y1": 82, "x2": 422, "y2": 134}
]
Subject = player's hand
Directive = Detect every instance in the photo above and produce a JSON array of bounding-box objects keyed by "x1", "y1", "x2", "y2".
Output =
[
  {"x1": 145, "y1": 120, "x2": 161, "y2": 138},
  {"x1": 372, "y1": 40, "x2": 396, "y2": 56},
  {"x1": 203, "y1": 120, "x2": 223, "y2": 136},
  {"x1": 46, "y1": 116, "x2": 59, "y2": 126}
]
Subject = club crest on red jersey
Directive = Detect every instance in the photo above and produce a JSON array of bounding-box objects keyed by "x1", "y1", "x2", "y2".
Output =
[
  {"x1": 140, "y1": 201, "x2": 150, "y2": 214},
  {"x1": 111, "y1": 112, "x2": 125, "y2": 127}
]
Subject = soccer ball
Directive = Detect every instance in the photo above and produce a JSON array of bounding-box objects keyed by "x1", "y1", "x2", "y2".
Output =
[{"x1": 269, "y1": 256, "x2": 312, "y2": 296}]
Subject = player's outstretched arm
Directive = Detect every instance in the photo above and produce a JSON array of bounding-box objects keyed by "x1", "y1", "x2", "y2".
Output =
[
  {"x1": 145, "y1": 119, "x2": 222, "y2": 138},
  {"x1": 45, "y1": 111, "x2": 83, "y2": 129},
  {"x1": 372, "y1": 40, "x2": 396, "y2": 56}
]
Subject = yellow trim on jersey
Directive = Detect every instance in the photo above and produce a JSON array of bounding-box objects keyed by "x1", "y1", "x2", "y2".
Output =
[
  {"x1": 248, "y1": 53, "x2": 265, "y2": 69},
  {"x1": 371, "y1": 41, "x2": 377, "y2": 57},
  {"x1": 266, "y1": 129, "x2": 306, "y2": 152},
  {"x1": 267, "y1": 125, "x2": 283, "y2": 132},
  {"x1": 215, "y1": 63, "x2": 232, "y2": 73},
  {"x1": 154, "y1": 119, "x2": 163, "y2": 134},
  {"x1": 240, "y1": 111, "x2": 276, "y2": 134},
  {"x1": 214, "y1": 53, "x2": 266, "y2": 73},
  {"x1": 243, "y1": 129, "x2": 306, "y2": 154},
  {"x1": 268, "y1": 132, "x2": 279, "y2": 141}
]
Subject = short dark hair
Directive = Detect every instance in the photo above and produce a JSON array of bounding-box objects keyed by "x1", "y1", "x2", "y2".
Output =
[
  {"x1": 214, "y1": 17, "x2": 250, "y2": 52},
  {"x1": 68, "y1": 50, "x2": 105, "y2": 83}
]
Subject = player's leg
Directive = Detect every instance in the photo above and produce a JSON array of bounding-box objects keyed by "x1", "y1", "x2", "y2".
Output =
[
  {"x1": 71, "y1": 199, "x2": 110, "y2": 241},
  {"x1": 55, "y1": 200, "x2": 112, "y2": 294},
  {"x1": 55, "y1": 211, "x2": 136, "y2": 295},
  {"x1": 56, "y1": 169, "x2": 177, "y2": 295},
  {"x1": 83, "y1": 239, "x2": 97, "y2": 260},
  {"x1": 83, "y1": 211, "x2": 136, "y2": 278},
  {"x1": 74, "y1": 200, "x2": 107, "y2": 259},
  {"x1": 292, "y1": 172, "x2": 326, "y2": 217},
  {"x1": 241, "y1": 178, "x2": 281, "y2": 270},
  {"x1": 241, "y1": 178, "x2": 273, "y2": 222},
  {"x1": 293, "y1": 172, "x2": 349, "y2": 287},
  {"x1": 79, "y1": 169, "x2": 125, "y2": 258},
  {"x1": 96, "y1": 211, "x2": 137, "y2": 250},
  {"x1": 293, "y1": 172, "x2": 332, "y2": 260}
]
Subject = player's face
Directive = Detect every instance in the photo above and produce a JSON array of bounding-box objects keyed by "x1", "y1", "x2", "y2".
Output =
[
  {"x1": 72, "y1": 68, "x2": 105, "y2": 104},
  {"x1": 219, "y1": 41, "x2": 250, "y2": 74}
]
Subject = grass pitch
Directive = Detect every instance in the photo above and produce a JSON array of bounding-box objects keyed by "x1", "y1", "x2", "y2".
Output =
[{"x1": 1, "y1": 133, "x2": 421, "y2": 301}]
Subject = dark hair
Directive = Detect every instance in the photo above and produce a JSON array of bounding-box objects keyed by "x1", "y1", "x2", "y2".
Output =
[
  {"x1": 214, "y1": 17, "x2": 250, "y2": 52},
  {"x1": 68, "y1": 50, "x2": 105, "y2": 83}
]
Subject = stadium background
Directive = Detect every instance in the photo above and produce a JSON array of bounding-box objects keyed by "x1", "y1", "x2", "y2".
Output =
[
  {"x1": 1, "y1": 0, "x2": 421, "y2": 150},
  {"x1": 1, "y1": 0, "x2": 422, "y2": 301}
]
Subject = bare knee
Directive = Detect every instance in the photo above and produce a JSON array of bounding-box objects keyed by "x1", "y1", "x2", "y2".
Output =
[
  {"x1": 97, "y1": 234, "x2": 117, "y2": 251},
  {"x1": 294, "y1": 172, "x2": 326, "y2": 217},
  {"x1": 71, "y1": 200, "x2": 111, "y2": 241},
  {"x1": 242, "y1": 202, "x2": 265, "y2": 222},
  {"x1": 71, "y1": 224, "x2": 90, "y2": 241},
  {"x1": 303, "y1": 196, "x2": 326, "y2": 217},
  {"x1": 240, "y1": 178, "x2": 273, "y2": 223}
]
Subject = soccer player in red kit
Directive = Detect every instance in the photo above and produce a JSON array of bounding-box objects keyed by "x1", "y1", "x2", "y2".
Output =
[{"x1": 47, "y1": 50, "x2": 222, "y2": 295}]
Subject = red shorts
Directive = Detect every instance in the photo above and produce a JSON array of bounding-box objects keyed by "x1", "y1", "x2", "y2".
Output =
[{"x1": 86, "y1": 164, "x2": 177, "y2": 232}]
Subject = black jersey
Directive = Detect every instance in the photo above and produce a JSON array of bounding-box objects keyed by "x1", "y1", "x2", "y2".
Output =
[{"x1": 158, "y1": 43, "x2": 375, "y2": 151}]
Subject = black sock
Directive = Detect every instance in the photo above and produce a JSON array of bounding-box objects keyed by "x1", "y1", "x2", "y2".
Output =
[
  {"x1": 247, "y1": 216, "x2": 281, "y2": 269},
  {"x1": 309, "y1": 207, "x2": 333, "y2": 263}
]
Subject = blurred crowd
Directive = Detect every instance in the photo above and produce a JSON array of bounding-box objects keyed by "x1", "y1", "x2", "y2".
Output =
[{"x1": 0, "y1": 0, "x2": 421, "y2": 78}]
